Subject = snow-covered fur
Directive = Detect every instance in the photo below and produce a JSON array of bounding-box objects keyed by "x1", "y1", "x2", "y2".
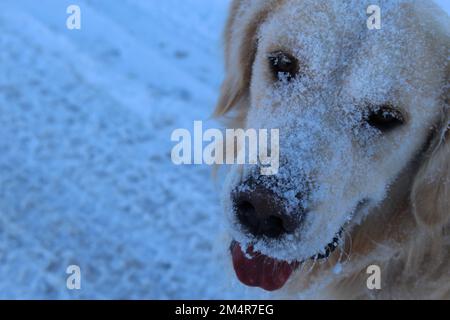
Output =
[{"x1": 215, "y1": 0, "x2": 450, "y2": 299}]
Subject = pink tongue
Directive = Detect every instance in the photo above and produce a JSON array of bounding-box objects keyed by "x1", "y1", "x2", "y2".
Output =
[{"x1": 231, "y1": 242, "x2": 298, "y2": 291}]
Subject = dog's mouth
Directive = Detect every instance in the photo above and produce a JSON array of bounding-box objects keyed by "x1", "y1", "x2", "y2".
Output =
[
  {"x1": 230, "y1": 199, "x2": 369, "y2": 291},
  {"x1": 230, "y1": 231, "x2": 341, "y2": 291},
  {"x1": 230, "y1": 241, "x2": 300, "y2": 291}
]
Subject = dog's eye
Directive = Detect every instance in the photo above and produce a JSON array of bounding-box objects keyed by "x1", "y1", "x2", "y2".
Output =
[
  {"x1": 366, "y1": 105, "x2": 405, "y2": 132},
  {"x1": 268, "y1": 51, "x2": 299, "y2": 82}
]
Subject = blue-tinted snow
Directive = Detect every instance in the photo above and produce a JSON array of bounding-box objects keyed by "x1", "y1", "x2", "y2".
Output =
[{"x1": 0, "y1": 0, "x2": 263, "y2": 299}]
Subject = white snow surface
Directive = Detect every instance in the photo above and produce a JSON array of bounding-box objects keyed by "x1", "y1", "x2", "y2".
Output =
[{"x1": 0, "y1": 0, "x2": 267, "y2": 299}]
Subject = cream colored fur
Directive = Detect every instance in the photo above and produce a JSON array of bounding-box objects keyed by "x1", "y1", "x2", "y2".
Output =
[{"x1": 215, "y1": 0, "x2": 449, "y2": 299}]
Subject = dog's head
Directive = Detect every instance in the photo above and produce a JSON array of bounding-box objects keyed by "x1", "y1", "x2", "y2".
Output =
[{"x1": 216, "y1": 0, "x2": 450, "y2": 292}]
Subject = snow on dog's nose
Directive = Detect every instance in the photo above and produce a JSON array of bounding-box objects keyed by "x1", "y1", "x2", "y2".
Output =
[{"x1": 232, "y1": 175, "x2": 308, "y2": 239}]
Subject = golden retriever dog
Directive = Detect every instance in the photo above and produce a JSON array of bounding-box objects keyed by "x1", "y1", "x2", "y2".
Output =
[{"x1": 215, "y1": 0, "x2": 449, "y2": 299}]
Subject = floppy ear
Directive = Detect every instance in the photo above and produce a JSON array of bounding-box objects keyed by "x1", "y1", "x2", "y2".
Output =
[
  {"x1": 214, "y1": 0, "x2": 274, "y2": 118},
  {"x1": 411, "y1": 71, "x2": 450, "y2": 228}
]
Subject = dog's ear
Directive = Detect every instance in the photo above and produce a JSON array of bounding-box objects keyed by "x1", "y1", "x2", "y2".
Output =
[
  {"x1": 411, "y1": 68, "x2": 450, "y2": 228},
  {"x1": 214, "y1": 0, "x2": 274, "y2": 118}
]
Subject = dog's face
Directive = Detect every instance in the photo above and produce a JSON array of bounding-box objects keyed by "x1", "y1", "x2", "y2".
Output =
[{"x1": 219, "y1": 0, "x2": 449, "y2": 292}]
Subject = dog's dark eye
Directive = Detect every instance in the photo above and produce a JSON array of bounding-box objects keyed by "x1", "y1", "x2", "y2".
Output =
[
  {"x1": 268, "y1": 51, "x2": 299, "y2": 82},
  {"x1": 366, "y1": 105, "x2": 405, "y2": 132}
]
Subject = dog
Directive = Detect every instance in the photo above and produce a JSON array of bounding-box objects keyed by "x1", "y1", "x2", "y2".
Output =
[{"x1": 215, "y1": 0, "x2": 449, "y2": 299}]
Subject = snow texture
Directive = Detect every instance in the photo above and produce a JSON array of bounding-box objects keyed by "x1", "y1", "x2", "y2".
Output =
[{"x1": 0, "y1": 0, "x2": 266, "y2": 299}]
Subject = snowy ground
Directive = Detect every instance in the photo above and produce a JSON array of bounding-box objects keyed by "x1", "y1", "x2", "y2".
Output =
[
  {"x1": 0, "y1": 0, "x2": 266, "y2": 299},
  {"x1": 0, "y1": 0, "x2": 448, "y2": 300}
]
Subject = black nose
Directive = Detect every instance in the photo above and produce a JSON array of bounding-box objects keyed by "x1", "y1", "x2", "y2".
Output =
[{"x1": 233, "y1": 182, "x2": 301, "y2": 239}]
